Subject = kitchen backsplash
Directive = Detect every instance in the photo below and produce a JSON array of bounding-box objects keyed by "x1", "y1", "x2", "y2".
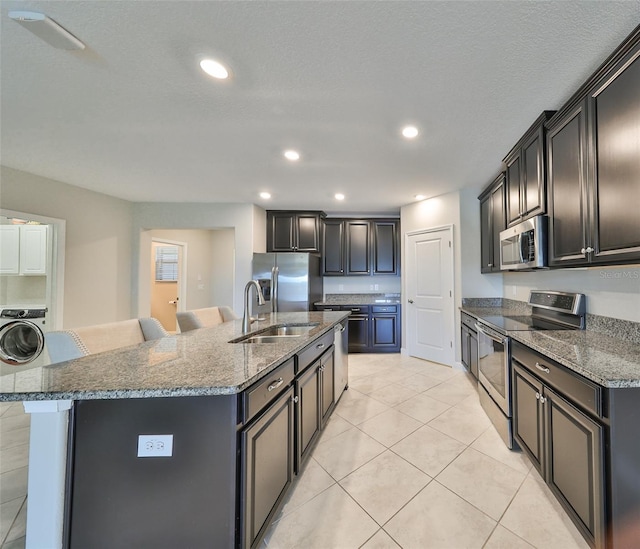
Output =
[
  {"x1": 0, "y1": 275, "x2": 47, "y2": 306},
  {"x1": 323, "y1": 275, "x2": 401, "y2": 296}
]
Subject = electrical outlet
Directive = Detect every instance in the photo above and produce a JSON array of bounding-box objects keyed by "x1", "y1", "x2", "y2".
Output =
[
  {"x1": 137, "y1": 434, "x2": 173, "y2": 458},
  {"x1": 369, "y1": 284, "x2": 374, "y2": 290},
  {"x1": 374, "y1": 284, "x2": 379, "y2": 291}
]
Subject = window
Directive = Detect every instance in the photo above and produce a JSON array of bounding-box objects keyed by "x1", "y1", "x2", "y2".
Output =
[{"x1": 155, "y1": 246, "x2": 178, "y2": 282}]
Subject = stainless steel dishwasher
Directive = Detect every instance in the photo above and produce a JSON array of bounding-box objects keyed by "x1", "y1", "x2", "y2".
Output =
[{"x1": 333, "y1": 320, "x2": 348, "y2": 401}]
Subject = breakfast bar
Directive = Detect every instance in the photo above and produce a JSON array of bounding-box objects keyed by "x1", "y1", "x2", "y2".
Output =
[{"x1": 0, "y1": 311, "x2": 349, "y2": 549}]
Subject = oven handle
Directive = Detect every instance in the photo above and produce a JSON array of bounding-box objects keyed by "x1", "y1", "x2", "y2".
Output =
[{"x1": 475, "y1": 322, "x2": 507, "y2": 344}]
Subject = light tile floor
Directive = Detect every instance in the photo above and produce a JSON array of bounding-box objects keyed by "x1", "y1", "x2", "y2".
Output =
[
  {"x1": 264, "y1": 353, "x2": 590, "y2": 549},
  {"x1": 0, "y1": 353, "x2": 589, "y2": 549}
]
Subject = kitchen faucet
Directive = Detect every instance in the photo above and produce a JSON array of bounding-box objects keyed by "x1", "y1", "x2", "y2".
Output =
[{"x1": 243, "y1": 280, "x2": 266, "y2": 333}]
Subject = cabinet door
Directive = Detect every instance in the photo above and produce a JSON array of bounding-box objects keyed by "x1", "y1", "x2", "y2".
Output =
[
  {"x1": 296, "y1": 362, "x2": 320, "y2": 469},
  {"x1": 345, "y1": 220, "x2": 370, "y2": 275},
  {"x1": 295, "y1": 214, "x2": 321, "y2": 252},
  {"x1": 590, "y1": 50, "x2": 640, "y2": 264},
  {"x1": 371, "y1": 314, "x2": 398, "y2": 350},
  {"x1": 268, "y1": 213, "x2": 296, "y2": 252},
  {"x1": 479, "y1": 195, "x2": 493, "y2": 273},
  {"x1": 545, "y1": 387, "x2": 604, "y2": 547},
  {"x1": 322, "y1": 219, "x2": 345, "y2": 275},
  {"x1": 512, "y1": 363, "x2": 545, "y2": 473},
  {"x1": 242, "y1": 387, "x2": 295, "y2": 549},
  {"x1": 547, "y1": 101, "x2": 590, "y2": 267},
  {"x1": 19, "y1": 225, "x2": 48, "y2": 275},
  {"x1": 372, "y1": 220, "x2": 398, "y2": 275},
  {"x1": 346, "y1": 314, "x2": 369, "y2": 352},
  {"x1": 490, "y1": 180, "x2": 506, "y2": 271},
  {"x1": 320, "y1": 348, "x2": 335, "y2": 426},
  {"x1": 505, "y1": 154, "x2": 522, "y2": 226},
  {"x1": 0, "y1": 226, "x2": 20, "y2": 274},
  {"x1": 522, "y1": 129, "x2": 545, "y2": 218}
]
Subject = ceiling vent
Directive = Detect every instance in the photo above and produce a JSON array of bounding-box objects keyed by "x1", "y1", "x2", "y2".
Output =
[{"x1": 9, "y1": 11, "x2": 85, "y2": 50}]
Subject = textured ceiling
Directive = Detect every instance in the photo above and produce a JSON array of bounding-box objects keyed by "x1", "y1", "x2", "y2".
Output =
[{"x1": 1, "y1": 1, "x2": 639, "y2": 214}]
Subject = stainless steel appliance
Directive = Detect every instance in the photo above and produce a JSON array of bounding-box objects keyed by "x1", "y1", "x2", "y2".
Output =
[
  {"x1": 476, "y1": 291, "x2": 586, "y2": 448},
  {"x1": 333, "y1": 320, "x2": 349, "y2": 402},
  {"x1": 499, "y1": 215, "x2": 548, "y2": 270},
  {"x1": 0, "y1": 307, "x2": 47, "y2": 365},
  {"x1": 252, "y1": 253, "x2": 323, "y2": 315}
]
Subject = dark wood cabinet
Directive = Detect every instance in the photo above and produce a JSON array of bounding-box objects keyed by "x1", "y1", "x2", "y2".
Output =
[
  {"x1": 241, "y1": 386, "x2": 295, "y2": 549},
  {"x1": 342, "y1": 305, "x2": 370, "y2": 352},
  {"x1": 322, "y1": 218, "x2": 400, "y2": 276},
  {"x1": 479, "y1": 173, "x2": 506, "y2": 273},
  {"x1": 460, "y1": 313, "x2": 478, "y2": 379},
  {"x1": 512, "y1": 344, "x2": 605, "y2": 548},
  {"x1": 319, "y1": 348, "x2": 335, "y2": 426},
  {"x1": 548, "y1": 27, "x2": 640, "y2": 267},
  {"x1": 296, "y1": 360, "x2": 320, "y2": 468},
  {"x1": 267, "y1": 211, "x2": 324, "y2": 253},
  {"x1": 336, "y1": 304, "x2": 400, "y2": 353},
  {"x1": 504, "y1": 111, "x2": 555, "y2": 226}
]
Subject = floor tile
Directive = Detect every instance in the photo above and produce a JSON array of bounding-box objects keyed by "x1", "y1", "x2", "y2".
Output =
[
  {"x1": 278, "y1": 458, "x2": 335, "y2": 518},
  {"x1": 406, "y1": 360, "x2": 459, "y2": 381},
  {"x1": 4, "y1": 499, "x2": 26, "y2": 543},
  {"x1": 264, "y1": 484, "x2": 378, "y2": 548},
  {"x1": 0, "y1": 429, "x2": 29, "y2": 451},
  {"x1": 436, "y1": 447, "x2": 526, "y2": 520},
  {"x1": 391, "y1": 424, "x2": 466, "y2": 477},
  {"x1": 427, "y1": 402, "x2": 490, "y2": 444},
  {"x1": 484, "y1": 524, "x2": 534, "y2": 548},
  {"x1": 317, "y1": 413, "x2": 353, "y2": 444},
  {"x1": 360, "y1": 528, "x2": 401, "y2": 548},
  {"x1": 0, "y1": 497, "x2": 24, "y2": 543},
  {"x1": 0, "y1": 467, "x2": 28, "y2": 505},
  {"x1": 367, "y1": 383, "x2": 418, "y2": 407},
  {"x1": 0, "y1": 445, "x2": 29, "y2": 475},
  {"x1": 0, "y1": 415, "x2": 29, "y2": 436},
  {"x1": 424, "y1": 376, "x2": 476, "y2": 405},
  {"x1": 312, "y1": 428, "x2": 385, "y2": 480},
  {"x1": 348, "y1": 375, "x2": 392, "y2": 395},
  {"x1": 357, "y1": 408, "x2": 422, "y2": 447},
  {"x1": 394, "y1": 372, "x2": 443, "y2": 392},
  {"x1": 0, "y1": 404, "x2": 24, "y2": 419},
  {"x1": 384, "y1": 481, "x2": 496, "y2": 548},
  {"x1": 339, "y1": 450, "x2": 430, "y2": 525},
  {"x1": 471, "y1": 426, "x2": 532, "y2": 475},
  {"x1": 500, "y1": 472, "x2": 590, "y2": 548},
  {"x1": 1, "y1": 536, "x2": 25, "y2": 549},
  {"x1": 393, "y1": 391, "x2": 450, "y2": 423},
  {"x1": 333, "y1": 390, "x2": 390, "y2": 425}
]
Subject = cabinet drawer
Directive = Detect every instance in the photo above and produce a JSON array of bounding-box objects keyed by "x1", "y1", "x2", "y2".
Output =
[
  {"x1": 461, "y1": 312, "x2": 477, "y2": 332},
  {"x1": 372, "y1": 305, "x2": 397, "y2": 313},
  {"x1": 243, "y1": 358, "x2": 295, "y2": 423},
  {"x1": 511, "y1": 341, "x2": 602, "y2": 418},
  {"x1": 296, "y1": 331, "x2": 334, "y2": 374},
  {"x1": 315, "y1": 305, "x2": 339, "y2": 311},
  {"x1": 341, "y1": 305, "x2": 370, "y2": 314}
]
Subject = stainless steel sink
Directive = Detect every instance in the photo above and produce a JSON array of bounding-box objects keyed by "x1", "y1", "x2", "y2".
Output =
[{"x1": 230, "y1": 323, "x2": 319, "y2": 344}]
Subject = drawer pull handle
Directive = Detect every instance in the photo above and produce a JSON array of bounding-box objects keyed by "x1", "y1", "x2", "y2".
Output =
[
  {"x1": 535, "y1": 362, "x2": 550, "y2": 374},
  {"x1": 316, "y1": 343, "x2": 325, "y2": 350},
  {"x1": 267, "y1": 378, "x2": 284, "y2": 392}
]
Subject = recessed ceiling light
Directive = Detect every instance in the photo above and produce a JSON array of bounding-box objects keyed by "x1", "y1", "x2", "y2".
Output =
[
  {"x1": 335, "y1": 193, "x2": 345, "y2": 201},
  {"x1": 259, "y1": 192, "x2": 271, "y2": 199},
  {"x1": 415, "y1": 194, "x2": 426, "y2": 200},
  {"x1": 199, "y1": 58, "x2": 230, "y2": 79},
  {"x1": 283, "y1": 150, "x2": 300, "y2": 161},
  {"x1": 402, "y1": 126, "x2": 419, "y2": 139}
]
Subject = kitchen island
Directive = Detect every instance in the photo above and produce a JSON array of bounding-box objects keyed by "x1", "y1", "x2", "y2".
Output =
[{"x1": 0, "y1": 311, "x2": 349, "y2": 549}]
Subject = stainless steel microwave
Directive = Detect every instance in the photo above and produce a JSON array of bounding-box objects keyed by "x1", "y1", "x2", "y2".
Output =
[{"x1": 499, "y1": 215, "x2": 548, "y2": 270}]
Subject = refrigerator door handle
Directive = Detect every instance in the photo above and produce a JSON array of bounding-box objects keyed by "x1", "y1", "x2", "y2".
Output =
[{"x1": 272, "y1": 266, "x2": 279, "y2": 312}]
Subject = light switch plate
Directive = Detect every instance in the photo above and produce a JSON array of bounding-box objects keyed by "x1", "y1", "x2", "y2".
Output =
[{"x1": 137, "y1": 434, "x2": 173, "y2": 457}]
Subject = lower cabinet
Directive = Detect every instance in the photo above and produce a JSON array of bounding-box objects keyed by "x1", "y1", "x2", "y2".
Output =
[
  {"x1": 330, "y1": 304, "x2": 400, "y2": 353},
  {"x1": 512, "y1": 343, "x2": 605, "y2": 548},
  {"x1": 241, "y1": 386, "x2": 295, "y2": 549},
  {"x1": 460, "y1": 313, "x2": 478, "y2": 379}
]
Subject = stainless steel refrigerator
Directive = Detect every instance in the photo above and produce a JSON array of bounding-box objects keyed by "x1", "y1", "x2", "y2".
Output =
[{"x1": 252, "y1": 253, "x2": 323, "y2": 315}]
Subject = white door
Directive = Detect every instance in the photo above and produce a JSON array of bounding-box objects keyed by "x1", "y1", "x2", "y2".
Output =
[{"x1": 405, "y1": 226, "x2": 455, "y2": 365}]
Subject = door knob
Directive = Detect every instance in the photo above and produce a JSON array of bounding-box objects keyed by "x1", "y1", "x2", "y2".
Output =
[{"x1": 408, "y1": 299, "x2": 414, "y2": 304}]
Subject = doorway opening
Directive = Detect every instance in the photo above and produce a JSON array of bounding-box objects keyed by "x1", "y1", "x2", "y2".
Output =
[{"x1": 150, "y1": 239, "x2": 186, "y2": 333}]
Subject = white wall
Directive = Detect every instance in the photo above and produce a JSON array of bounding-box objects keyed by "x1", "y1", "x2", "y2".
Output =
[
  {"x1": 133, "y1": 203, "x2": 264, "y2": 316},
  {"x1": 1, "y1": 166, "x2": 133, "y2": 328},
  {"x1": 210, "y1": 229, "x2": 235, "y2": 309},
  {"x1": 504, "y1": 266, "x2": 640, "y2": 322}
]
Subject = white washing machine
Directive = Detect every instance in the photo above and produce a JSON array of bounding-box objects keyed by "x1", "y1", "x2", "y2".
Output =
[{"x1": 0, "y1": 306, "x2": 47, "y2": 365}]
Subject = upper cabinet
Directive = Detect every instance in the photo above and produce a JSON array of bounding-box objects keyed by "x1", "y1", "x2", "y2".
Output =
[
  {"x1": 322, "y1": 218, "x2": 400, "y2": 276},
  {"x1": 504, "y1": 111, "x2": 556, "y2": 227},
  {"x1": 0, "y1": 225, "x2": 48, "y2": 275},
  {"x1": 266, "y1": 211, "x2": 324, "y2": 253},
  {"x1": 479, "y1": 173, "x2": 506, "y2": 273},
  {"x1": 548, "y1": 26, "x2": 640, "y2": 267}
]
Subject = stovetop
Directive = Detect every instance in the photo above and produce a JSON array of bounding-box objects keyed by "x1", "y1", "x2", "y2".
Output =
[{"x1": 478, "y1": 315, "x2": 575, "y2": 333}]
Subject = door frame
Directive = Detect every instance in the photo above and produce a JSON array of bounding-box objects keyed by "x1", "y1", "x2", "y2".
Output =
[
  {"x1": 1, "y1": 208, "x2": 66, "y2": 330},
  {"x1": 403, "y1": 224, "x2": 456, "y2": 366},
  {"x1": 150, "y1": 238, "x2": 187, "y2": 320}
]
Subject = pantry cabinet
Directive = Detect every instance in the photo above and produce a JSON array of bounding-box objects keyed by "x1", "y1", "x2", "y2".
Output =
[
  {"x1": 0, "y1": 224, "x2": 48, "y2": 275},
  {"x1": 479, "y1": 173, "x2": 505, "y2": 273}
]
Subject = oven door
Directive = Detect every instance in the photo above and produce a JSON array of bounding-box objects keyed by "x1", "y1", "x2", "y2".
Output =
[{"x1": 476, "y1": 322, "x2": 511, "y2": 416}]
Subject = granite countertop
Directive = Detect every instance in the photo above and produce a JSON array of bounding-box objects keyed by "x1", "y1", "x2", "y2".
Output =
[
  {"x1": 0, "y1": 311, "x2": 349, "y2": 402},
  {"x1": 316, "y1": 293, "x2": 401, "y2": 306},
  {"x1": 461, "y1": 306, "x2": 640, "y2": 389}
]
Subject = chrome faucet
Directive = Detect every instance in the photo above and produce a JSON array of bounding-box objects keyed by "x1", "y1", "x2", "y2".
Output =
[{"x1": 243, "y1": 280, "x2": 266, "y2": 333}]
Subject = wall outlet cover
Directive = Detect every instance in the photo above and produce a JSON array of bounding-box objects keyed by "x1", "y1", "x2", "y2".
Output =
[{"x1": 137, "y1": 434, "x2": 173, "y2": 457}]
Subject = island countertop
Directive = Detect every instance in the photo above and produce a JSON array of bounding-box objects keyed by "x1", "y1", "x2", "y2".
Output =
[{"x1": 0, "y1": 311, "x2": 349, "y2": 402}]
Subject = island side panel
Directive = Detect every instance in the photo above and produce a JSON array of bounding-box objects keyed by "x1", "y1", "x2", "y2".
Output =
[{"x1": 66, "y1": 395, "x2": 239, "y2": 548}]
